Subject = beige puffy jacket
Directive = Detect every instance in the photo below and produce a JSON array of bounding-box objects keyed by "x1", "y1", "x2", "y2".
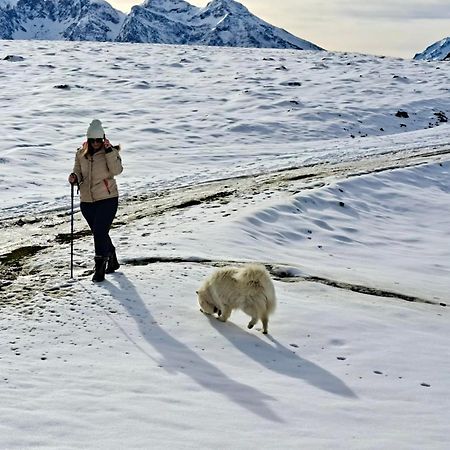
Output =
[{"x1": 72, "y1": 144, "x2": 123, "y2": 203}]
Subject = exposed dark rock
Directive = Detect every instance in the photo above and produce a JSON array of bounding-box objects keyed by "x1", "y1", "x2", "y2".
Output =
[
  {"x1": 434, "y1": 111, "x2": 448, "y2": 123},
  {"x1": 3, "y1": 55, "x2": 25, "y2": 62},
  {"x1": 395, "y1": 110, "x2": 409, "y2": 118}
]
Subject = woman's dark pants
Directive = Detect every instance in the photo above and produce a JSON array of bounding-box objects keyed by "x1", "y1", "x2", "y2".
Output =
[{"x1": 80, "y1": 197, "x2": 118, "y2": 257}]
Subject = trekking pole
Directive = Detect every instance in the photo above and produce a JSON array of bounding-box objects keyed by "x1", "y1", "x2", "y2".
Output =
[{"x1": 70, "y1": 182, "x2": 74, "y2": 279}]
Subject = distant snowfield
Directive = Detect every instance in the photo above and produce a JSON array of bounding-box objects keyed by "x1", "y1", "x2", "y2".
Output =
[
  {"x1": 0, "y1": 40, "x2": 449, "y2": 217},
  {"x1": 0, "y1": 40, "x2": 449, "y2": 449}
]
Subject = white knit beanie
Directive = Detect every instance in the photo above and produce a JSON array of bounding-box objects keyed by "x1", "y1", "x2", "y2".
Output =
[{"x1": 86, "y1": 119, "x2": 105, "y2": 139}]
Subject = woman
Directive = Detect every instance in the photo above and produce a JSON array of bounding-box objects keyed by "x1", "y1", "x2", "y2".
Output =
[{"x1": 68, "y1": 119, "x2": 123, "y2": 282}]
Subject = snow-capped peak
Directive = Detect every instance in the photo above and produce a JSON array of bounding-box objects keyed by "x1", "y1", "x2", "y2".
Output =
[
  {"x1": 141, "y1": 0, "x2": 197, "y2": 14},
  {"x1": 414, "y1": 37, "x2": 450, "y2": 61},
  {"x1": 203, "y1": 0, "x2": 250, "y2": 15},
  {"x1": 0, "y1": 0, "x2": 323, "y2": 51},
  {"x1": 0, "y1": 0, "x2": 126, "y2": 41}
]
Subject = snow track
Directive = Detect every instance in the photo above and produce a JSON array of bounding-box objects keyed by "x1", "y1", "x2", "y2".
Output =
[{"x1": 1, "y1": 144, "x2": 449, "y2": 308}]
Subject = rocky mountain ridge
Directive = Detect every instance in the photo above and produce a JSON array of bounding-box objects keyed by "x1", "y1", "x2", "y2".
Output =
[
  {"x1": 414, "y1": 36, "x2": 450, "y2": 61},
  {"x1": 0, "y1": 0, "x2": 323, "y2": 51}
]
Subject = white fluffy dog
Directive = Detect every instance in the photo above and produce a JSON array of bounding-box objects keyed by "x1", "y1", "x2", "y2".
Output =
[{"x1": 197, "y1": 264, "x2": 277, "y2": 334}]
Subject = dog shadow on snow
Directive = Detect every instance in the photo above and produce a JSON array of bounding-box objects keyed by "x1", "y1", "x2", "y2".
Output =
[
  {"x1": 207, "y1": 317, "x2": 357, "y2": 399},
  {"x1": 99, "y1": 273, "x2": 284, "y2": 423}
]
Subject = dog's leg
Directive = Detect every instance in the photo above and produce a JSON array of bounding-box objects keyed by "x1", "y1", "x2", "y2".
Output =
[
  {"x1": 247, "y1": 317, "x2": 258, "y2": 329},
  {"x1": 261, "y1": 316, "x2": 269, "y2": 334},
  {"x1": 217, "y1": 306, "x2": 231, "y2": 322}
]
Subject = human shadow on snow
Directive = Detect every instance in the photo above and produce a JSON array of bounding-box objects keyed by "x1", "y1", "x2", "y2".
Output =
[
  {"x1": 99, "y1": 273, "x2": 284, "y2": 423},
  {"x1": 207, "y1": 317, "x2": 357, "y2": 399}
]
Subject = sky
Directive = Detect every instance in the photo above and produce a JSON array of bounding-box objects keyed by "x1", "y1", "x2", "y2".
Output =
[{"x1": 107, "y1": 0, "x2": 450, "y2": 58}]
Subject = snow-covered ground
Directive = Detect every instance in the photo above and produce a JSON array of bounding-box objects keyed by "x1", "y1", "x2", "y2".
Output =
[
  {"x1": 0, "y1": 40, "x2": 449, "y2": 449},
  {"x1": 119, "y1": 160, "x2": 450, "y2": 303},
  {"x1": 0, "y1": 40, "x2": 449, "y2": 217}
]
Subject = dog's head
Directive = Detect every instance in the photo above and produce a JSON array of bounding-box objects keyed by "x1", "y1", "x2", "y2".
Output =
[{"x1": 197, "y1": 288, "x2": 220, "y2": 315}]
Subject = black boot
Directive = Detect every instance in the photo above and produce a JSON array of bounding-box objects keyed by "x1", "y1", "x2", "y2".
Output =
[
  {"x1": 92, "y1": 256, "x2": 108, "y2": 282},
  {"x1": 105, "y1": 248, "x2": 120, "y2": 274}
]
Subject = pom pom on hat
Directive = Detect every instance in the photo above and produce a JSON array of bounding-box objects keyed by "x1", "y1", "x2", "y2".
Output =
[{"x1": 87, "y1": 119, "x2": 105, "y2": 139}]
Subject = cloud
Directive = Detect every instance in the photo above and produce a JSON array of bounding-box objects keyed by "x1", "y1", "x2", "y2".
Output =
[{"x1": 336, "y1": 0, "x2": 450, "y2": 20}]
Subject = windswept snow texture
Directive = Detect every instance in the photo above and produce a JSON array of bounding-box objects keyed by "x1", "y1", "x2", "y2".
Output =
[
  {"x1": 0, "y1": 40, "x2": 449, "y2": 219},
  {"x1": 157, "y1": 161, "x2": 450, "y2": 302},
  {"x1": 414, "y1": 36, "x2": 450, "y2": 61}
]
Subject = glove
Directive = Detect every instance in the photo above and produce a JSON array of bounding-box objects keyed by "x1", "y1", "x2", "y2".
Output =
[
  {"x1": 104, "y1": 138, "x2": 113, "y2": 153},
  {"x1": 68, "y1": 173, "x2": 78, "y2": 185}
]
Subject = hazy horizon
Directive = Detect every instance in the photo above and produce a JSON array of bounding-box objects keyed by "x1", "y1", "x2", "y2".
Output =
[{"x1": 108, "y1": 0, "x2": 449, "y2": 58}]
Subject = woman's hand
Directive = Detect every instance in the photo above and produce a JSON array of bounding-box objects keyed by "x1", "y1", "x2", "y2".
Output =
[
  {"x1": 104, "y1": 138, "x2": 112, "y2": 149},
  {"x1": 68, "y1": 173, "x2": 78, "y2": 185}
]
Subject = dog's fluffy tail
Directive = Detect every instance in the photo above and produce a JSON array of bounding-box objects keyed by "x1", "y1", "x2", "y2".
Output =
[
  {"x1": 237, "y1": 264, "x2": 277, "y2": 314},
  {"x1": 237, "y1": 264, "x2": 268, "y2": 284}
]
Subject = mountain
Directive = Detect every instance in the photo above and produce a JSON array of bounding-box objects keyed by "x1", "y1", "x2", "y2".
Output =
[
  {"x1": 197, "y1": 0, "x2": 319, "y2": 49},
  {"x1": 414, "y1": 37, "x2": 450, "y2": 61},
  {"x1": 116, "y1": 0, "x2": 198, "y2": 44},
  {"x1": 0, "y1": 0, "x2": 126, "y2": 41},
  {"x1": 0, "y1": 0, "x2": 323, "y2": 51},
  {"x1": 117, "y1": 0, "x2": 322, "y2": 50}
]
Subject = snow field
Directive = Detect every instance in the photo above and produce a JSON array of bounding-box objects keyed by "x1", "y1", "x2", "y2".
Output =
[
  {"x1": 1, "y1": 39, "x2": 450, "y2": 449},
  {"x1": 1, "y1": 262, "x2": 449, "y2": 449}
]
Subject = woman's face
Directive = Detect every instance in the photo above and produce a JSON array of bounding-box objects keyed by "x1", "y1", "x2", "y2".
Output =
[{"x1": 88, "y1": 138, "x2": 104, "y2": 150}]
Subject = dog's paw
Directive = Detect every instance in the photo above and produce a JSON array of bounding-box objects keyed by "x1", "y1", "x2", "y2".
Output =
[
  {"x1": 247, "y1": 323, "x2": 254, "y2": 329},
  {"x1": 200, "y1": 309, "x2": 211, "y2": 315}
]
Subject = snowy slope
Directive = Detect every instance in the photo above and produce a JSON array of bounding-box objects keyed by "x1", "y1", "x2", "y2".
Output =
[
  {"x1": 0, "y1": 40, "x2": 449, "y2": 219},
  {"x1": 0, "y1": 162, "x2": 449, "y2": 449},
  {"x1": 414, "y1": 36, "x2": 450, "y2": 61},
  {"x1": 146, "y1": 161, "x2": 449, "y2": 302},
  {"x1": 0, "y1": 39, "x2": 449, "y2": 449},
  {"x1": 1, "y1": 264, "x2": 449, "y2": 449}
]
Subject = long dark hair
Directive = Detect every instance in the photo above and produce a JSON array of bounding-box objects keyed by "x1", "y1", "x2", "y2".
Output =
[{"x1": 87, "y1": 140, "x2": 105, "y2": 154}]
